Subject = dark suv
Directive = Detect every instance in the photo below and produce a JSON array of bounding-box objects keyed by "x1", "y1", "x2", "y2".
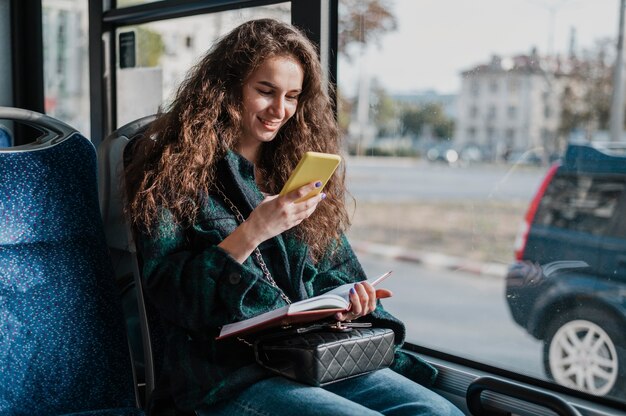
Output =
[{"x1": 506, "y1": 143, "x2": 626, "y2": 399}]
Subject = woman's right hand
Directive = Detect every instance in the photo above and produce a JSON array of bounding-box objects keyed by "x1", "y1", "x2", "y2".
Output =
[
  {"x1": 247, "y1": 180, "x2": 326, "y2": 242},
  {"x1": 218, "y1": 181, "x2": 325, "y2": 264}
]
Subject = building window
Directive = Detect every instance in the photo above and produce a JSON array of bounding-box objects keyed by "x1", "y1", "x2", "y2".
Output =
[
  {"x1": 507, "y1": 105, "x2": 516, "y2": 119},
  {"x1": 506, "y1": 128, "x2": 515, "y2": 140},
  {"x1": 470, "y1": 79, "x2": 480, "y2": 96},
  {"x1": 487, "y1": 105, "x2": 496, "y2": 120},
  {"x1": 469, "y1": 106, "x2": 479, "y2": 118},
  {"x1": 489, "y1": 80, "x2": 498, "y2": 93}
]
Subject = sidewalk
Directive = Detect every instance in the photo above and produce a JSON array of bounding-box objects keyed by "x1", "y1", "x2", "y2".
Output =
[{"x1": 351, "y1": 240, "x2": 508, "y2": 278}]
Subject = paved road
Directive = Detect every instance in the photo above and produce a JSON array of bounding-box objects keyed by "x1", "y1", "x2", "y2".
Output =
[
  {"x1": 358, "y1": 252, "x2": 546, "y2": 380},
  {"x1": 345, "y1": 157, "x2": 546, "y2": 202},
  {"x1": 344, "y1": 157, "x2": 547, "y2": 380}
]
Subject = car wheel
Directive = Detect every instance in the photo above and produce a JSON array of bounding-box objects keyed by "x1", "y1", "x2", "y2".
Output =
[{"x1": 543, "y1": 306, "x2": 625, "y2": 397}]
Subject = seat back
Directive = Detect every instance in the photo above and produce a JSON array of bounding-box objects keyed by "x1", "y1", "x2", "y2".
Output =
[
  {"x1": 0, "y1": 107, "x2": 141, "y2": 415},
  {"x1": 97, "y1": 115, "x2": 166, "y2": 408}
]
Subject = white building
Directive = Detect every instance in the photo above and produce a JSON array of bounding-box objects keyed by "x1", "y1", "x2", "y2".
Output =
[{"x1": 455, "y1": 51, "x2": 572, "y2": 161}]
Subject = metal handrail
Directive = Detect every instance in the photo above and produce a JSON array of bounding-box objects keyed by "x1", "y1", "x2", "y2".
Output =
[
  {"x1": 0, "y1": 106, "x2": 78, "y2": 151},
  {"x1": 467, "y1": 376, "x2": 582, "y2": 416}
]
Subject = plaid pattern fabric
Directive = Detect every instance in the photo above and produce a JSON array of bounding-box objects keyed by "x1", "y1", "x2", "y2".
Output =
[{"x1": 137, "y1": 151, "x2": 436, "y2": 412}]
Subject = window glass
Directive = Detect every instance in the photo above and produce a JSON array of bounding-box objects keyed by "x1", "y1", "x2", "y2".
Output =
[
  {"x1": 42, "y1": 0, "x2": 90, "y2": 136},
  {"x1": 115, "y1": 3, "x2": 290, "y2": 128},
  {"x1": 116, "y1": 0, "x2": 161, "y2": 6},
  {"x1": 535, "y1": 175, "x2": 625, "y2": 235},
  {"x1": 338, "y1": 0, "x2": 625, "y2": 402}
]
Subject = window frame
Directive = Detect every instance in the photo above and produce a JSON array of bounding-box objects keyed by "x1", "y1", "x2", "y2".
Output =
[{"x1": 88, "y1": 0, "x2": 337, "y2": 146}]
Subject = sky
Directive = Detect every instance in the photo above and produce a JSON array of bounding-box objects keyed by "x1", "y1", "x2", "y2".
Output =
[{"x1": 337, "y1": 0, "x2": 620, "y2": 96}]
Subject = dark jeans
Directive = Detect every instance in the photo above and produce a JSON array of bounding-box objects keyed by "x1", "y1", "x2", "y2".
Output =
[{"x1": 198, "y1": 369, "x2": 464, "y2": 416}]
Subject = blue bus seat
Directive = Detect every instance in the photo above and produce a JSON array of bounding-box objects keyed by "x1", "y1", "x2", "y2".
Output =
[
  {"x1": 98, "y1": 116, "x2": 173, "y2": 413},
  {"x1": 98, "y1": 117, "x2": 151, "y2": 391},
  {"x1": 0, "y1": 107, "x2": 143, "y2": 415}
]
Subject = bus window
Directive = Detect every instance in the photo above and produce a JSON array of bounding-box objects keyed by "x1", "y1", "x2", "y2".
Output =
[
  {"x1": 338, "y1": 0, "x2": 626, "y2": 403},
  {"x1": 42, "y1": 0, "x2": 90, "y2": 136},
  {"x1": 117, "y1": 0, "x2": 162, "y2": 6},
  {"x1": 114, "y1": 3, "x2": 290, "y2": 128}
]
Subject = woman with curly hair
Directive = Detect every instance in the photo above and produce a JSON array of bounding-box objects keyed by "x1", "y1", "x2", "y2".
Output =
[{"x1": 126, "y1": 18, "x2": 462, "y2": 416}]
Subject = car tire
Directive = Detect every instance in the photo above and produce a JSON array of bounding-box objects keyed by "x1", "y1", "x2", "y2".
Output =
[{"x1": 543, "y1": 306, "x2": 626, "y2": 398}]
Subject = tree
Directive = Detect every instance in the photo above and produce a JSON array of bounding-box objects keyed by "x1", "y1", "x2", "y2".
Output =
[
  {"x1": 337, "y1": 89, "x2": 354, "y2": 136},
  {"x1": 400, "y1": 103, "x2": 454, "y2": 140},
  {"x1": 338, "y1": 0, "x2": 397, "y2": 61},
  {"x1": 558, "y1": 38, "x2": 614, "y2": 142},
  {"x1": 135, "y1": 27, "x2": 165, "y2": 68},
  {"x1": 370, "y1": 80, "x2": 398, "y2": 136},
  {"x1": 337, "y1": 0, "x2": 398, "y2": 150},
  {"x1": 400, "y1": 106, "x2": 424, "y2": 137}
]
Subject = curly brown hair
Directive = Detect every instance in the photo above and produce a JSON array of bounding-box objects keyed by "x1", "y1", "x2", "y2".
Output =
[{"x1": 126, "y1": 18, "x2": 350, "y2": 261}]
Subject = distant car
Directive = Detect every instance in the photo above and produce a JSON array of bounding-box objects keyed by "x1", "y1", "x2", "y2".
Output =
[
  {"x1": 505, "y1": 143, "x2": 626, "y2": 398},
  {"x1": 426, "y1": 144, "x2": 458, "y2": 164},
  {"x1": 458, "y1": 145, "x2": 484, "y2": 164},
  {"x1": 506, "y1": 149, "x2": 543, "y2": 166}
]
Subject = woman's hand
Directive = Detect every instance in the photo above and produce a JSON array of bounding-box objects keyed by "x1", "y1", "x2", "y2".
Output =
[
  {"x1": 334, "y1": 282, "x2": 393, "y2": 321},
  {"x1": 218, "y1": 181, "x2": 324, "y2": 263},
  {"x1": 247, "y1": 181, "x2": 325, "y2": 242}
]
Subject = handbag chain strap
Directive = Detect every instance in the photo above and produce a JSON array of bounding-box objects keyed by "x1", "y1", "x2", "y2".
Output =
[{"x1": 214, "y1": 183, "x2": 292, "y2": 305}]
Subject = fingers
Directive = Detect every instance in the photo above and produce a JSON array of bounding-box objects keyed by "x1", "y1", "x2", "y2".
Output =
[
  {"x1": 280, "y1": 185, "x2": 325, "y2": 226},
  {"x1": 251, "y1": 183, "x2": 325, "y2": 239},
  {"x1": 276, "y1": 180, "x2": 325, "y2": 219},
  {"x1": 348, "y1": 286, "x2": 362, "y2": 316},
  {"x1": 332, "y1": 291, "x2": 359, "y2": 323},
  {"x1": 375, "y1": 288, "x2": 393, "y2": 299},
  {"x1": 334, "y1": 311, "x2": 350, "y2": 321},
  {"x1": 285, "y1": 180, "x2": 323, "y2": 203},
  {"x1": 337, "y1": 282, "x2": 384, "y2": 322},
  {"x1": 334, "y1": 290, "x2": 392, "y2": 321},
  {"x1": 356, "y1": 282, "x2": 376, "y2": 313}
]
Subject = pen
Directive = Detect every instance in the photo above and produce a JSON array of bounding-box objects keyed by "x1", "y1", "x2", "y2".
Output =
[{"x1": 371, "y1": 271, "x2": 393, "y2": 287}]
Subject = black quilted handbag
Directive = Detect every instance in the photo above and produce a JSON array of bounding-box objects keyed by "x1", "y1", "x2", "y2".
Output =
[{"x1": 254, "y1": 324, "x2": 395, "y2": 386}]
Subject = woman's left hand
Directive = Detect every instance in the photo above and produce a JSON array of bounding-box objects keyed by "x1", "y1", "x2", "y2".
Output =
[{"x1": 334, "y1": 282, "x2": 393, "y2": 321}]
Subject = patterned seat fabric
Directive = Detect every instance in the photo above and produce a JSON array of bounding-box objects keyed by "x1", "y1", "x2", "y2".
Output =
[{"x1": 0, "y1": 132, "x2": 142, "y2": 415}]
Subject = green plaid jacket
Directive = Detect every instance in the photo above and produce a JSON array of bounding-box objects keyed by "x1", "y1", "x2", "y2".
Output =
[{"x1": 137, "y1": 150, "x2": 437, "y2": 412}]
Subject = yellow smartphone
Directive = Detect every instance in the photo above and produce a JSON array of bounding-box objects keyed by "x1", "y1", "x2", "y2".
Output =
[{"x1": 279, "y1": 151, "x2": 342, "y2": 202}]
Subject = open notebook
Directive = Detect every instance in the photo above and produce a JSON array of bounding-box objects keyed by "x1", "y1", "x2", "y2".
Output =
[{"x1": 216, "y1": 271, "x2": 392, "y2": 339}]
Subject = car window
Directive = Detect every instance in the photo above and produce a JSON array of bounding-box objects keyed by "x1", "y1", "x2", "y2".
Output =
[
  {"x1": 534, "y1": 175, "x2": 626, "y2": 236},
  {"x1": 606, "y1": 188, "x2": 626, "y2": 238}
]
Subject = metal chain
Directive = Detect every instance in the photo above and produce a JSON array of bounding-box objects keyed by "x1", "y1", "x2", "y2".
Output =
[{"x1": 214, "y1": 183, "x2": 292, "y2": 305}]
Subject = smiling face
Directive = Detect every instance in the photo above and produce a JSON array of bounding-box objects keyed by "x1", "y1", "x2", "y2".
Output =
[{"x1": 238, "y1": 55, "x2": 304, "y2": 162}]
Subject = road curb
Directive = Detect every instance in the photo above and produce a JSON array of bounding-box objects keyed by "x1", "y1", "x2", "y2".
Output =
[{"x1": 351, "y1": 240, "x2": 508, "y2": 278}]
